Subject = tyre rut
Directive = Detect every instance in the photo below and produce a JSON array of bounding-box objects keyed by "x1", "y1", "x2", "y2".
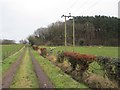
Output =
[{"x1": 29, "y1": 48, "x2": 54, "y2": 88}]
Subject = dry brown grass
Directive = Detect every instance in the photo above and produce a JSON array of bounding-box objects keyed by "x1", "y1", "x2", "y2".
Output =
[
  {"x1": 62, "y1": 61, "x2": 70, "y2": 68},
  {"x1": 47, "y1": 55, "x2": 57, "y2": 63},
  {"x1": 83, "y1": 73, "x2": 118, "y2": 88},
  {"x1": 37, "y1": 49, "x2": 41, "y2": 55}
]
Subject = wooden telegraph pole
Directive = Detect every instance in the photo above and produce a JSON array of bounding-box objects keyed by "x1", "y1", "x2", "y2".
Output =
[
  {"x1": 61, "y1": 13, "x2": 75, "y2": 46},
  {"x1": 68, "y1": 13, "x2": 75, "y2": 46},
  {"x1": 61, "y1": 14, "x2": 70, "y2": 46},
  {"x1": 72, "y1": 16, "x2": 75, "y2": 46}
]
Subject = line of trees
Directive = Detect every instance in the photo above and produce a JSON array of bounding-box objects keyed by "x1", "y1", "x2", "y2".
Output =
[
  {"x1": 0, "y1": 39, "x2": 16, "y2": 44},
  {"x1": 28, "y1": 15, "x2": 119, "y2": 46}
]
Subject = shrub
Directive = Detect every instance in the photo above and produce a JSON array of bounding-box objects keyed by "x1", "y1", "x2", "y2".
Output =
[
  {"x1": 40, "y1": 48, "x2": 47, "y2": 57},
  {"x1": 96, "y1": 56, "x2": 120, "y2": 87},
  {"x1": 57, "y1": 51, "x2": 96, "y2": 75},
  {"x1": 57, "y1": 51, "x2": 64, "y2": 63},
  {"x1": 32, "y1": 45, "x2": 39, "y2": 51},
  {"x1": 63, "y1": 52, "x2": 96, "y2": 71}
]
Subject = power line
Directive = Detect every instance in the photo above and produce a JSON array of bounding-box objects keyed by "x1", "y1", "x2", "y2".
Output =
[
  {"x1": 73, "y1": 0, "x2": 91, "y2": 14},
  {"x1": 88, "y1": 0, "x2": 118, "y2": 17},
  {"x1": 105, "y1": 1, "x2": 118, "y2": 17},
  {"x1": 62, "y1": 0, "x2": 118, "y2": 17},
  {"x1": 65, "y1": 0, "x2": 79, "y2": 14},
  {"x1": 73, "y1": 0, "x2": 103, "y2": 16},
  {"x1": 63, "y1": 0, "x2": 80, "y2": 14}
]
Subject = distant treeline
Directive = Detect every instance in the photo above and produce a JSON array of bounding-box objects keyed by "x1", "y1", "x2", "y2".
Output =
[
  {"x1": 28, "y1": 15, "x2": 119, "y2": 46},
  {"x1": 0, "y1": 39, "x2": 16, "y2": 44}
]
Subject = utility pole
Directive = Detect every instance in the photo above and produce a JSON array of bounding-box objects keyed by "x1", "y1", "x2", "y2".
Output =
[
  {"x1": 72, "y1": 16, "x2": 75, "y2": 46},
  {"x1": 64, "y1": 16, "x2": 67, "y2": 46},
  {"x1": 61, "y1": 14, "x2": 71, "y2": 46},
  {"x1": 61, "y1": 13, "x2": 75, "y2": 46},
  {"x1": 68, "y1": 13, "x2": 75, "y2": 46}
]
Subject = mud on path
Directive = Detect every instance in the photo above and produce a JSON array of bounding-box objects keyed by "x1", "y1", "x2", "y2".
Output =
[
  {"x1": 2, "y1": 48, "x2": 26, "y2": 88},
  {"x1": 29, "y1": 48, "x2": 54, "y2": 88}
]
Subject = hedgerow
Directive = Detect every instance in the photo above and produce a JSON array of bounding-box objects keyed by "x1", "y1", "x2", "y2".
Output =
[
  {"x1": 56, "y1": 51, "x2": 119, "y2": 88},
  {"x1": 32, "y1": 46, "x2": 120, "y2": 88},
  {"x1": 96, "y1": 56, "x2": 120, "y2": 86},
  {"x1": 57, "y1": 51, "x2": 96, "y2": 74}
]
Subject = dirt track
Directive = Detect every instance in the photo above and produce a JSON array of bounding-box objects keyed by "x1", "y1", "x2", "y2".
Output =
[
  {"x1": 29, "y1": 49, "x2": 54, "y2": 88},
  {"x1": 2, "y1": 48, "x2": 26, "y2": 88},
  {"x1": 2, "y1": 47, "x2": 54, "y2": 88}
]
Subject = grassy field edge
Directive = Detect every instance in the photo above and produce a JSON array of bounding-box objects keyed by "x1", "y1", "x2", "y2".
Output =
[{"x1": 2, "y1": 46, "x2": 25, "y2": 75}]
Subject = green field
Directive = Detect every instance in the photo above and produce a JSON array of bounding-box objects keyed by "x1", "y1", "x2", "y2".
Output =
[
  {"x1": 42, "y1": 46, "x2": 118, "y2": 58},
  {"x1": 2, "y1": 44, "x2": 24, "y2": 60}
]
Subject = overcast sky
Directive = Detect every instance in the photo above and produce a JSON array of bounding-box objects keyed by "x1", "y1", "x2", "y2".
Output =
[{"x1": 0, "y1": 0, "x2": 119, "y2": 43}]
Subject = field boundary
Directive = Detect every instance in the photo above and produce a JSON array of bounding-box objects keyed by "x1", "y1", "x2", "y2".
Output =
[{"x1": 6, "y1": 46, "x2": 25, "y2": 59}]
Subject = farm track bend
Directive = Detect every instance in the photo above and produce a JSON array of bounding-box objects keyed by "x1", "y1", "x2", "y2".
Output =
[
  {"x1": 29, "y1": 48, "x2": 54, "y2": 88},
  {"x1": 2, "y1": 47, "x2": 26, "y2": 88}
]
